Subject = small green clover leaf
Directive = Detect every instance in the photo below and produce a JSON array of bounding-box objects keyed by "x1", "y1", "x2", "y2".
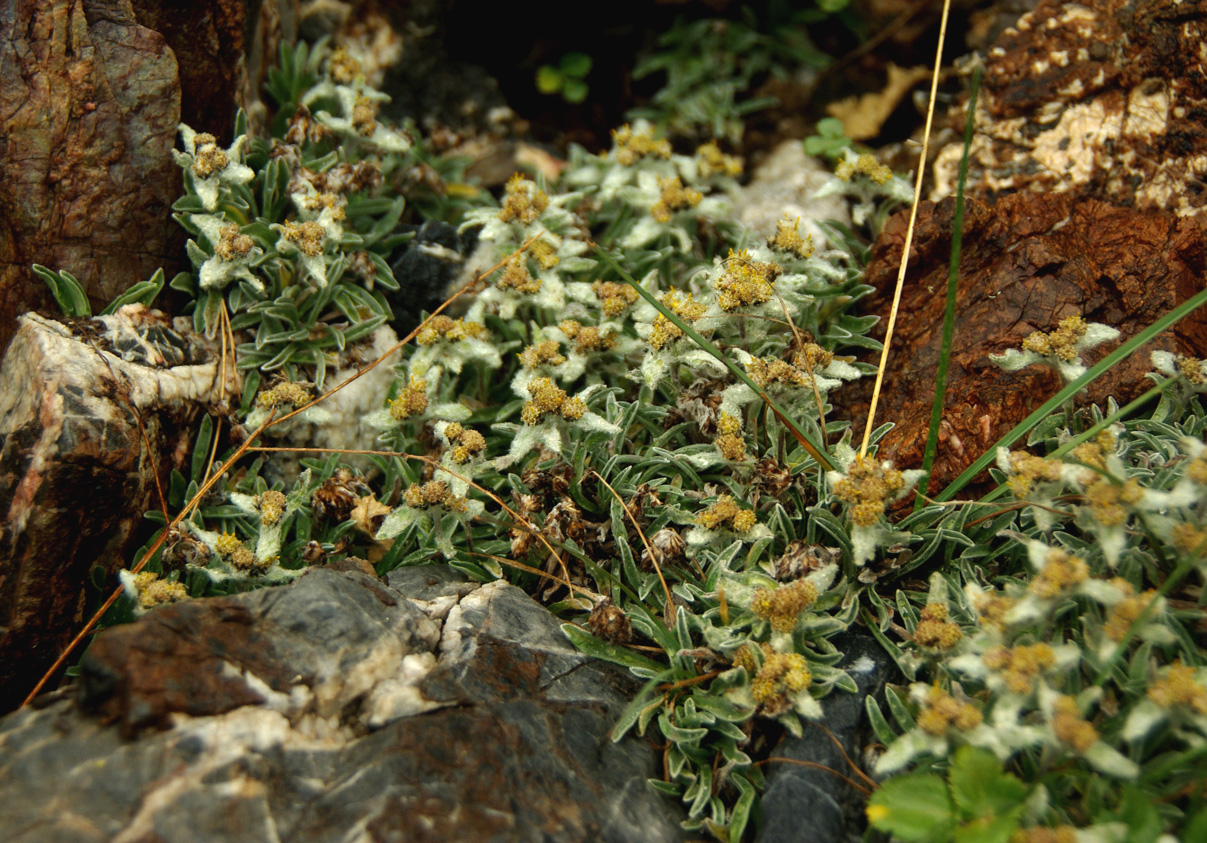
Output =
[{"x1": 536, "y1": 52, "x2": 592, "y2": 104}]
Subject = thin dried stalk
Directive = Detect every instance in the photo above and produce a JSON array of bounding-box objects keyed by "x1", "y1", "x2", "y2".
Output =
[
  {"x1": 859, "y1": 0, "x2": 953, "y2": 459},
  {"x1": 592, "y1": 470, "x2": 676, "y2": 626}
]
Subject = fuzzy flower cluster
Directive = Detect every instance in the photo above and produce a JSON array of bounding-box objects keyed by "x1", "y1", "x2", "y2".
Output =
[
  {"x1": 498, "y1": 173, "x2": 550, "y2": 225},
  {"x1": 991, "y1": 314, "x2": 1120, "y2": 381},
  {"x1": 713, "y1": 412, "x2": 746, "y2": 462},
  {"x1": 441, "y1": 422, "x2": 487, "y2": 465},
  {"x1": 562, "y1": 120, "x2": 733, "y2": 252},
  {"x1": 403, "y1": 480, "x2": 467, "y2": 513},
  {"x1": 751, "y1": 649, "x2": 812, "y2": 711},
  {"x1": 609, "y1": 123, "x2": 673, "y2": 165},
  {"x1": 914, "y1": 686, "x2": 983, "y2": 737},
  {"x1": 827, "y1": 445, "x2": 923, "y2": 567},
  {"x1": 173, "y1": 126, "x2": 255, "y2": 211},
  {"x1": 647, "y1": 290, "x2": 709, "y2": 350},
  {"x1": 750, "y1": 579, "x2": 819, "y2": 633},
  {"x1": 594, "y1": 281, "x2": 639, "y2": 317},
  {"x1": 695, "y1": 494, "x2": 758, "y2": 533},
  {"x1": 257, "y1": 380, "x2": 313, "y2": 411},
  {"x1": 767, "y1": 216, "x2": 814, "y2": 259},
  {"x1": 521, "y1": 377, "x2": 587, "y2": 425},
  {"x1": 911, "y1": 602, "x2": 963, "y2": 652},
  {"x1": 733, "y1": 643, "x2": 812, "y2": 717},
  {"x1": 835, "y1": 152, "x2": 893, "y2": 185},
  {"x1": 815, "y1": 148, "x2": 913, "y2": 227},
  {"x1": 832, "y1": 458, "x2": 909, "y2": 526},
  {"x1": 120, "y1": 570, "x2": 190, "y2": 613},
  {"x1": 715, "y1": 249, "x2": 780, "y2": 312},
  {"x1": 694, "y1": 141, "x2": 743, "y2": 178},
  {"x1": 998, "y1": 430, "x2": 1176, "y2": 566},
  {"x1": 415, "y1": 315, "x2": 490, "y2": 346},
  {"x1": 388, "y1": 377, "x2": 429, "y2": 421}
]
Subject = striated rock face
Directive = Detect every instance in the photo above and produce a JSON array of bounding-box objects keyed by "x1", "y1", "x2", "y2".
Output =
[
  {"x1": 0, "y1": 308, "x2": 229, "y2": 713},
  {"x1": 931, "y1": 0, "x2": 1207, "y2": 217},
  {"x1": 0, "y1": 0, "x2": 182, "y2": 353},
  {"x1": 0, "y1": 0, "x2": 293, "y2": 356},
  {"x1": 845, "y1": 193, "x2": 1207, "y2": 496},
  {"x1": 0, "y1": 566, "x2": 687, "y2": 843}
]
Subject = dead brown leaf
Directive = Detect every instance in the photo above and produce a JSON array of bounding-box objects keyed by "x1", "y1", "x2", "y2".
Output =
[{"x1": 826, "y1": 63, "x2": 932, "y2": 141}]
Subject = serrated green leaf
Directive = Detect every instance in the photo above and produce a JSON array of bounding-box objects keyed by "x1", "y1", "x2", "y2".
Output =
[
  {"x1": 866, "y1": 772, "x2": 956, "y2": 842},
  {"x1": 949, "y1": 746, "x2": 1028, "y2": 823}
]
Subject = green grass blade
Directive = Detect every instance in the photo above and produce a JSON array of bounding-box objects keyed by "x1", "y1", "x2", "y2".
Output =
[
  {"x1": 972, "y1": 379, "x2": 1177, "y2": 506},
  {"x1": 917, "y1": 67, "x2": 982, "y2": 510},
  {"x1": 936, "y1": 285, "x2": 1207, "y2": 501},
  {"x1": 593, "y1": 246, "x2": 835, "y2": 472}
]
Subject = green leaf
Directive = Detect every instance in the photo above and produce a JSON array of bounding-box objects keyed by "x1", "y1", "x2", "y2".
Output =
[
  {"x1": 168, "y1": 468, "x2": 188, "y2": 508},
  {"x1": 953, "y1": 811, "x2": 1024, "y2": 843},
  {"x1": 1118, "y1": 784, "x2": 1163, "y2": 843},
  {"x1": 190, "y1": 414, "x2": 215, "y2": 483},
  {"x1": 938, "y1": 284, "x2": 1207, "y2": 501},
  {"x1": 885, "y1": 684, "x2": 916, "y2": 732},
  {"x1": 560, "y1": 623, "x2": 666, "y2": 673},
  {"x1": 169, "y1": 270, "x2": 196, "y2": 295},
  {"x1": 103, "y1": 268, "x2": 166, "y2": 315},
  {"x1": 610, "y1": 678, "x2": 667, "y2": 741},
  {"x1": 1184, "y1": 806, "x2": 1207, "y2": 841},
  {"x1": 948, "y1": 747, "x2": 1028, "y2": 823},
  {"x1": 690, "y1": 692, "x2": 752, "y2": 722},
  {"x1": 594, "y1": 248, "x2": 834, "y2": 472},
  {"x1": 867, "y1": 772, "x2": 956, "y2": 842},
  {"x1": 32, "y1": 264, "x2": 91, "y2": 317},
  {"x1": 562, "y1": 78, "x2": 589, "y2": 104},
  {"x1": 866, "y1": 696, "x2": 898, "y2": 745},
  {"x1": 536, "y1": 65, "x2": 563, "y2": 94},
  {"x1": 727, "y1": 773, "x2": 757, "y2": 842},
  {"x1": 560, "y1": 52, "x2": 593, "y2": 78}
]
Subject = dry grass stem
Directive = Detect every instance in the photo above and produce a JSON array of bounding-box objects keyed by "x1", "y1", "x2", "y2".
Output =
[
  {"x1": 859, "y1": 0, "x2": 953, "y2": 459},
  {"x1": 592, "y1": 469, "x2": 677, "y2": 625}
]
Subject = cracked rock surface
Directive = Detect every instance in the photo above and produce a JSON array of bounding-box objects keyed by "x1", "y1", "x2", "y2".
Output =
[
  {"x1": 0, "y1": 309, "x2": 228, "y2": 713},
  {"x1": 0, "y1": 565, "x2": 685, "y2": 843}
]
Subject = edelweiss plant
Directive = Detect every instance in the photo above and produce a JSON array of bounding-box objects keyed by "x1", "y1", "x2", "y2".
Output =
[
  {"x1": 866, "y1": 368, "x2": 1207, "y2": 841},
  {"x1": 77, "y1": 27, "x2": 1207, "y2": 843}
]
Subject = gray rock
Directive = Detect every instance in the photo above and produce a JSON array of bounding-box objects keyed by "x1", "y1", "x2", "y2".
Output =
[
  {"x1": 0, "y1": 565, "x2": 687, "y2": 842},
  {"x1": 756, "y1": 629, "x2": 898, "y2": 843}
]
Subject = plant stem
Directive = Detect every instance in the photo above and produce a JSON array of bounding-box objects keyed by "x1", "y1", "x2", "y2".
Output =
[{"x1": 917, "y1": 66, "x2": 982, "y2": 510}]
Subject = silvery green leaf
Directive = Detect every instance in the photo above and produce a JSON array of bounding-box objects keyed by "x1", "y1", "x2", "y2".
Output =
[{"x1": 376, "y1": 506, "x2": 423, "y2": 541}]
